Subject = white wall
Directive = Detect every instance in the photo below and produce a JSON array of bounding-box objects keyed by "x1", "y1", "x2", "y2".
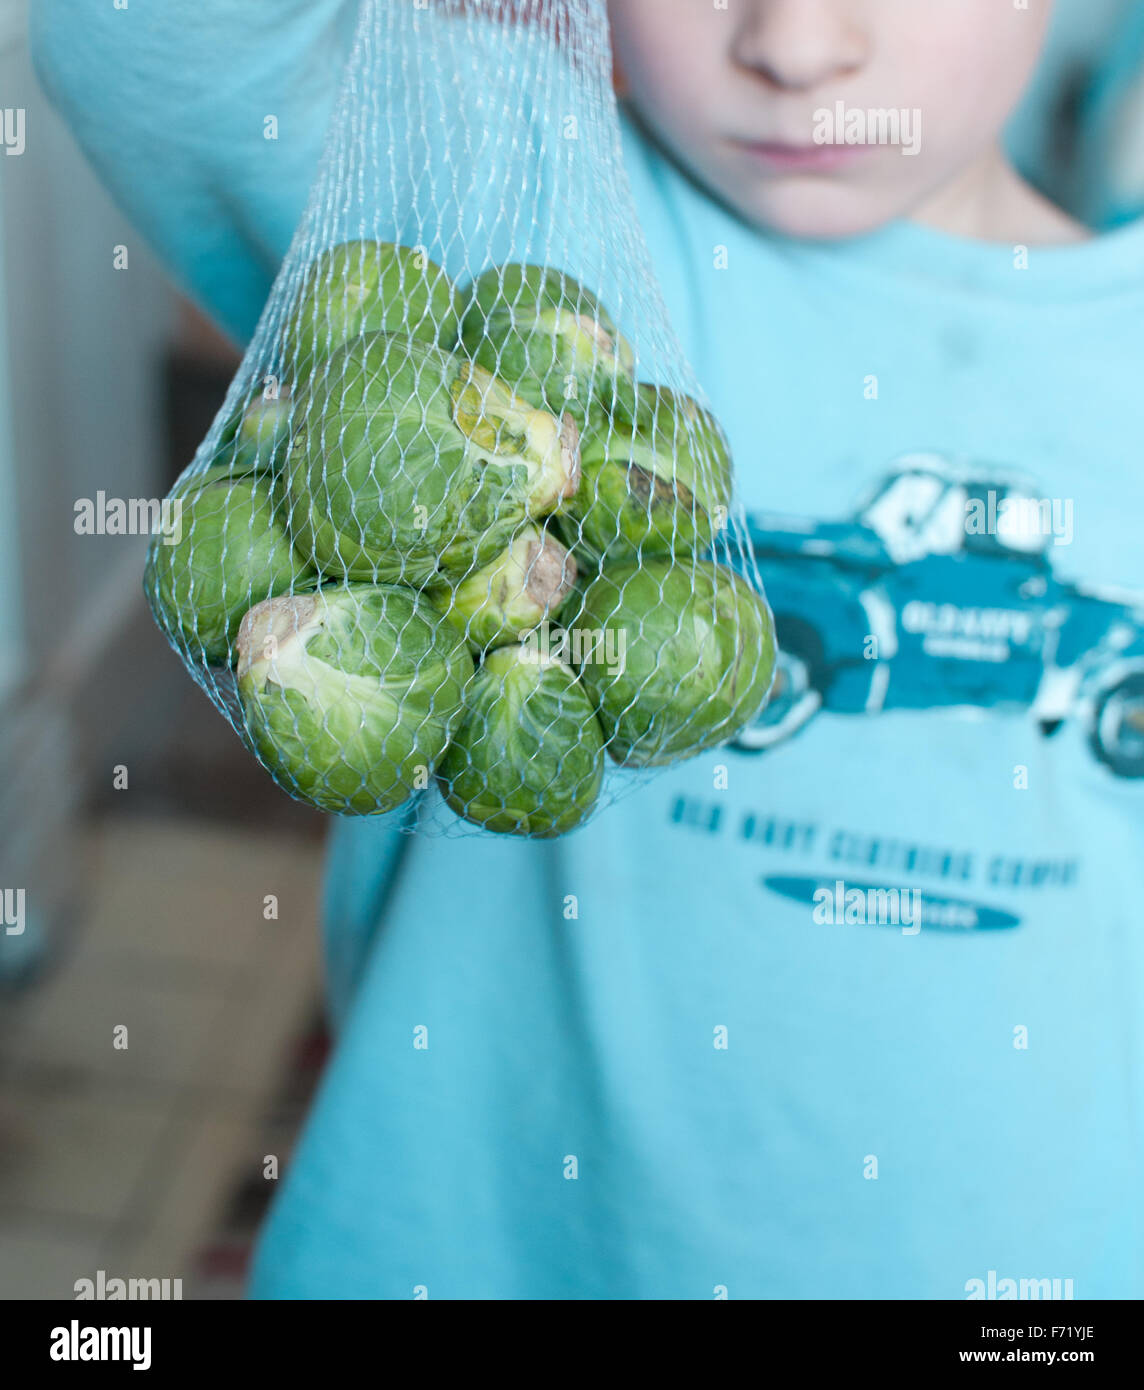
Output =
[
  {"x1": 0, "y1": 0, "x2": 179, "y2": 966},
  {"x1": 0, "y1": 0, "x2": 177, "y2": 688},
  {"x1": 0, "y1": 177, "x2": 21, "y2": 702}
]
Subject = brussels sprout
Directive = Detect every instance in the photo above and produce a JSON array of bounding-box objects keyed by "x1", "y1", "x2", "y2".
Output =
[
  {"x1": 440, "y1": 644, "x2": 604, "y2": 836},
  {"x1": 458, "y1": 264, "x2": 637, "y2": 425},
  {"x1": 284, "y1": 240, "x2": 463, "y2": 383},
  {"x1": 575, "y1": 559, "x2": 775, "y2": 766},
  {"x1": 169, "y1": 453, "x2": 255, "y2": 500},
  {"x1": 236, "y1": 585, "x2": 472, "y2": 815},
  {"x1": 428, "y1": 524, "x2": 576, "y2": 651},
  {"x1": 234, "y1": 387, "x2": 295, "y2": 473},
  {"x1": 287, "y1": 334, "x2": 580, "y2": 585},
  {"x1": 565, "y1": 384, "x2": 733, "y2": 561},
  {"x1": 146, "y1": 474, "x2": 317, "y2": 667},
  {"x1": 171, "y1": 387, "x2": 295, "y2": 499}
]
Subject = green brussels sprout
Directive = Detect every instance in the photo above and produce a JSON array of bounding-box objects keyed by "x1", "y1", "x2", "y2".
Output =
[
  {"x1": 169, "y1": 453, "x2": 255, "y2": 499},
  {"x1": 457, "y1": 263, "x2": 637, "y2": 425},
  {"x1": 428, "y1": 524, "x2": 576, "y2": 651},
  {"x1": 234, "y1": 387, "x2": 295, "y2": 474},
  {"x1": 564, "y1": 384, "x2": 733, "y2": 561},
  {"x1": 287, "y1": 334, "x2": 580, "y2": 586},
  {"x1": 575, "y1": 558, "x2": 775, "y2": 766},
  {"x1": 146, "y1": 474, "x2": 317, "y2": 667},
  {"x1": 440, "y1": 644, "x2": 604, "y2": 837},
  {"x1": 283, "y1": 240, "x2": 463, "y2": 384},
  {"x1": 236, "y1": 585, "x2": 472, "y2": 815},
  {"x1": 173, "y1": 387, "x2": 295, "y2": 499}
]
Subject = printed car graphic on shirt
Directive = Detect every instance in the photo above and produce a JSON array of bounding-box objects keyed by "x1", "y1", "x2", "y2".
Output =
[{"x1": 734, "y1": 455, "x2": 1144, "y2": 777}]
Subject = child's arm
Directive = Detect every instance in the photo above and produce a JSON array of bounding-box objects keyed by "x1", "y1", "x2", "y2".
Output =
[{"x1": 30, "y1": 0, "x2": 358, "y2": 344}]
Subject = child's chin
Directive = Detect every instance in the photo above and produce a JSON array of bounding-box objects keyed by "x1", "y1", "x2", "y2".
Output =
[{"x1": 743, "y1": 186, "x2": 906, "y2": 242}]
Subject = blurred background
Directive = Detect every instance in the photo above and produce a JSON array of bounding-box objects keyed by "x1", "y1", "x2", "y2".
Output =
[
  {"x1": 0, "y1": 0, "x2": 1142, "y2": 1300},
  {"x1": 0, "y1": 0, "x2": 331, "y2": 1298}
]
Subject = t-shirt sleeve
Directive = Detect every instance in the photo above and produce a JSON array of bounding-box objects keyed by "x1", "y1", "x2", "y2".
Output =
[{"x1": 29, "y1": 0, "x2": 358, "y2": 344}]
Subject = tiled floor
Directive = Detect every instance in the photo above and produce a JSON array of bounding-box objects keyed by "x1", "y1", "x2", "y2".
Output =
[
  {"x1": 0, "y1": 815, "x2": 326, "y2": 1299},
  {"x1": 0, "y1": 325, "x2": 332, "y2": 1299}
]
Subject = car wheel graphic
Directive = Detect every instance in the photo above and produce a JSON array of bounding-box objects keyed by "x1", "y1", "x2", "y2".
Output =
[
  {"x1": 1090, "y1": 672, "x2": 1144, "y2": 778},
  {"x1": 733, "y1": 617, "x2": 824, "y2": 753}
]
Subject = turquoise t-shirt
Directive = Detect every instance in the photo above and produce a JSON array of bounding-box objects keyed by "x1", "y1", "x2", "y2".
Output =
[
  {"x1": 33, "y1": 2, "x2": 1144, "y2": 1299},
  {"x1": 258, "y1": 196, "x2": 1144, "y2": 1300}
]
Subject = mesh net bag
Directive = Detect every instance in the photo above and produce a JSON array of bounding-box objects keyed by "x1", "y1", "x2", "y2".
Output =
[{"x1": 144, "y1": 0, "x2": 775, "y2": 837}]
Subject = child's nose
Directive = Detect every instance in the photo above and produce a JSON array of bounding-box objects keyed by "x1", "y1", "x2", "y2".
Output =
[{"x1": 731, "y1": 0, "x2": 869, "y2": 92}]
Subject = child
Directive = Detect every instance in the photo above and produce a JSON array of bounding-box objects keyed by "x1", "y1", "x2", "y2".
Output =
[{"x1": 34, "y1": 0, "x2": 1144, "y2": 1297}]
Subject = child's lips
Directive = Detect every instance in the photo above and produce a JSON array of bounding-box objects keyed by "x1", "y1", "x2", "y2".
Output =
[{"x1": 729, "y1": 139, "x2": 872, "y2": 174}]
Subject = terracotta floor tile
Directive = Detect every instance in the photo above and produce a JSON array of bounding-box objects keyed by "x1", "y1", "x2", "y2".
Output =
[
  {"x1": 80, "y1": 819, "x2": 325, "y2": 974},
  {"x1": 0, "y1": 1086, "x2": 175, "y2": 1225},
  {"x1": 3, "y1": 959, "x2": 230, "y2": 1092},
  {"x1": 0, "y1": 1218, "x2": 111, "y2": 1300}
]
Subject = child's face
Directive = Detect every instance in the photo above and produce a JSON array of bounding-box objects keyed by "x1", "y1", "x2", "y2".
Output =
[{"x1": 608, "y1": 0, "x2": 1052, "y2": 238}]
